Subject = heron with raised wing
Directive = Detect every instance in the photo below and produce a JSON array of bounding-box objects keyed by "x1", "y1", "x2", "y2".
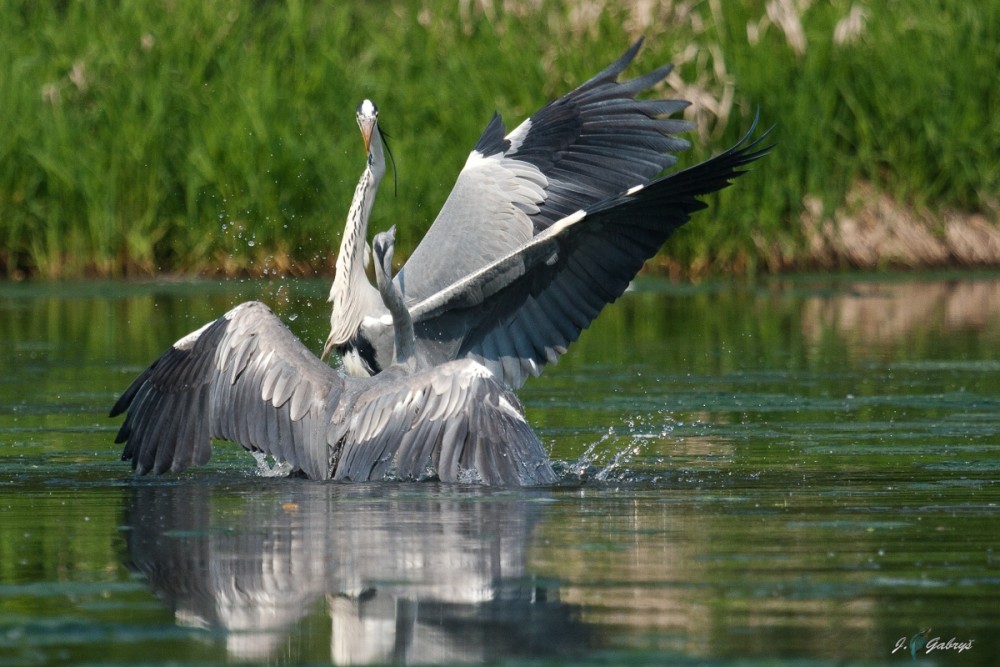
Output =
[
  {"x1": 323, "y1": 39, "x2": 770, "y2": 388},
  {"x1": 110, "y1": 224, "x2": 557, "y2": 485}
]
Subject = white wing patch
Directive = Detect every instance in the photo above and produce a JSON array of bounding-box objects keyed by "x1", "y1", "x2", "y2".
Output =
[
  {"x1": 173, "y1": 321, "x2": 214, "y2": 350},
  {"x1": 547, "y1": 208, "x2": 587, "y2": 236},
  {"x1": 505, "y1": 117, "x2": 532, "y2": 153},
  {"x1": 462, "y1": 362, "x2": 494, "y2": 380},
  {"x1": 363, "y1": 313, "x2": 393, "y2": 329},
  {"x1": 498, "y1": 395, "x2": 526, "y2": 422}
]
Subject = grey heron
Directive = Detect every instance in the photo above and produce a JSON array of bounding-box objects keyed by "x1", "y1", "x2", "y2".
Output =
[
  {"x1": 324, "y1": 40, "x2": 770, "y2": 388},
  {"x1": 110, "y1": 225, "x2": 557, "y2": 485},
  {"x1": 325, "y1": 98, "x2": 387, "y2": 375}
]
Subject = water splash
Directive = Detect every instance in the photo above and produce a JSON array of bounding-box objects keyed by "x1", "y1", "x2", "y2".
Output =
[
  {"x1": 245, "y1": 410, "x2": 679, "y2": 486},
  {"x1": 560, "y1": 410, "x2": 677, "y2": 484},
  {"x1": 251, "y1": 451, "x2": 293, "y2": 477}
]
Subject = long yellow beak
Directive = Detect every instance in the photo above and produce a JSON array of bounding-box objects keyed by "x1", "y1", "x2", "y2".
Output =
[{"x1": 358, "y1": 117, "x2": 375, "y2": 154}]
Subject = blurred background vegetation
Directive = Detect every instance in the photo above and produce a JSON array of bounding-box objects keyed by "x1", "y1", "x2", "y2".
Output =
[{"x1": 1, "y1": 0, "x2": 997, "y2": 279}]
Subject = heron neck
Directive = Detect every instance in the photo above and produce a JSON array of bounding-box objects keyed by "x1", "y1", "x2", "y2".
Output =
[
  {"x1": 328, "y1": 145, "x2": 385, "y2": 345},
  {"x1": 376, "y1": 272, "x2": 415, "y2": 371}
]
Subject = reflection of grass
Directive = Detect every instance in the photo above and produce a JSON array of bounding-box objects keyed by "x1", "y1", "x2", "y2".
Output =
[{"x1": 2, "y1": 1, "x2": 996, "y2": 278}]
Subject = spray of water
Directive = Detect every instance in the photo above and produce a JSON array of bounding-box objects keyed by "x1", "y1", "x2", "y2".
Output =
[
  {"x1": 559, "y1": 410, "x2": 677, "y2": 484},
  {"x1": 252, "y1": 451, "x2": 294, "y2": 478}
]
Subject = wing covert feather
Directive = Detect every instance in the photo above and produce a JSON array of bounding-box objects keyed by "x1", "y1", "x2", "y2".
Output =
[
  {"x1": 113, "y1": 301, "x2": 342, "y2": 479},
  {"x1": 330, "y1": 363, "x2": 556, "y2": 485},
  {"x1": 406, "y1": 124, "x2": 772, "y2": 387},
  {"x1": 396, "y1": 39, "x2": 694, "y2": 305}
]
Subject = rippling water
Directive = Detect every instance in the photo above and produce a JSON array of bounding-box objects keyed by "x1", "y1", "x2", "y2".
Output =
[{"x1": 2, "y1": 274, "x2": 999, "y2": 665}]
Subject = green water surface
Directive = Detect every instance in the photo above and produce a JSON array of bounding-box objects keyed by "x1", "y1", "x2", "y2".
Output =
[{"x1": 1, "y1": 274, "x2": 998, "y2": 665}]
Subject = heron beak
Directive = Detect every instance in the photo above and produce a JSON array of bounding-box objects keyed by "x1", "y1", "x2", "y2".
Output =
[{"x1": 359, "y1": 117, "x2": 375, "y2": 155}]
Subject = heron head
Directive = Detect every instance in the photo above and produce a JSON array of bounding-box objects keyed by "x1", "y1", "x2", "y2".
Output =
[{"x1": 356, "y1": 99, "x2": 379, "y2": 154}]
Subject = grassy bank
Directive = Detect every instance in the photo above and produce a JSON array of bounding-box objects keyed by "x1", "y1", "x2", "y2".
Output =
[{"x1": 1, "y1": 1, "x2": 997, "y2": 279}]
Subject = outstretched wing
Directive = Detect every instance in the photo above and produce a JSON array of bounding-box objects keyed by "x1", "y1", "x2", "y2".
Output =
[
  {"x1": 408, "y1": 122, "x2": 773, "y2": 387},
  {"x1": 112, "y1": 302, "x2": 555, "y2": 486},
  {"x1": 111, "y1": 301, "x2": 341, "y2": 480},
  {"x1": 329, "y1": 362, "x2": 557, "y2": 486},
  {"x1": 396, "y1": 38, "x2": 693, "y2": 304}
]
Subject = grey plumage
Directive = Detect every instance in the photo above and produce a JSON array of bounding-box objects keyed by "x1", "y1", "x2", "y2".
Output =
[
  {"x1": 111, "y1": 299, "x2": 557, "y2": 485},
  {"x1": 406, "y1": 119, "x2": 772, "y2": 385},
  {"x1": 372, "y1": 226, "x2": 416, "y2": 371},
  {"x1": 111, "y1": 39, "x2": 771, "y2": 485},
  {"x1": 328, "y1": 39, "x2": 770, "y2": 387},
  {"x1": 111, "y1": 101, "x2": 560, "y2": 486}
]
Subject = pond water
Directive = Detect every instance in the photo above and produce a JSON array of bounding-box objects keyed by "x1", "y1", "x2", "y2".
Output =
[{"x1": 1, "y1": 273, "x2": 999, "y2": 665}]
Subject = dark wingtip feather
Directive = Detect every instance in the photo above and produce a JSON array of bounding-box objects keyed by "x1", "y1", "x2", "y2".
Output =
[
  {"x1": 472, "y1": 112, "x2": 509, "y2": 156},
  {"x1": 583, "y1": 37, "x2": 645, "y2": 88},
  {"x1": 729, "y1": 108, "x2": 777, "y2": 162},
  {"x1": 109, "y1": 365, "x2": 153, "y2": 418},
  {"x1": 111, "y1": 315, "x2": 228, "y2": 475}
]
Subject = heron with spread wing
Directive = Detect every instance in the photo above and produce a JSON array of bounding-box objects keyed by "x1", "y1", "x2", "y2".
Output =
[
  {"x1": 110, "y1": 224, "x2": 556, "y2": 485},
  {"x1": 324, "y1": 39, "x2": 770, "y2": 388},
  {"x1": 111, "y1": 39, "x2": 770, "y2": 485}
]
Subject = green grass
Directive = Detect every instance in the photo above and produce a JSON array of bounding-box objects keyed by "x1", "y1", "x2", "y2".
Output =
[{"x1": 1, "y1": 1, "x2": 996, "y2": 278}]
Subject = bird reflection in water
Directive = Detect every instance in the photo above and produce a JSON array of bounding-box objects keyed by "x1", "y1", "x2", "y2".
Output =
[{"x1": 121, "y1": 482, "x2": 588, "y2": 664}]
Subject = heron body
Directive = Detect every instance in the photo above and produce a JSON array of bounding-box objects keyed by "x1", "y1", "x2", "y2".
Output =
[
  {"x1": 326, "y1": 39, "x2": 770, "y2": 388},
  {"x1": 111, "y1": 227, "x2": 557, "y2": 485},
  {"x1": 325, "y1": 100, "x2": 387, "y2": 376},
  {"x1": 111, "y1": 39, "x2": 770, "y2": 485}
]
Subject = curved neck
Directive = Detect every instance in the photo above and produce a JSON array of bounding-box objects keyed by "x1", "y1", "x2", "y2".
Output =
[
  {"x1": 327, "y1": 132, "x2": 386, "y2": 347},
  {"x1": 375, "y1": 258, "x2": 415, "y2": 371}
]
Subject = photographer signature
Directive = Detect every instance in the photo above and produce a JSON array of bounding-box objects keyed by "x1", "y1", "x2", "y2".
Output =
[{"x1": 893, "y1": 628, "x2": 974, "y2": 660}]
